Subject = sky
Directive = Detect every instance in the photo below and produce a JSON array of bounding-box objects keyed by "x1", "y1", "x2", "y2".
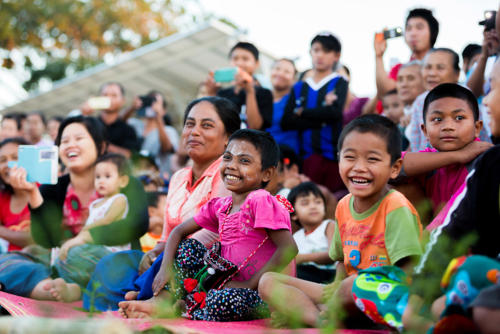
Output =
[{"x1": 199, "y1": 0, "x2": 498, "y2": 96}]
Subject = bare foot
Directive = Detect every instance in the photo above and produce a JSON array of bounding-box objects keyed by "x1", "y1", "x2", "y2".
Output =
[
  {"x1": 49, "y1": 278, "x2": 81, "y2": 302},
  {"x1": 118, "y1": 298, "x2": 156, "y2": 319},
  {"x1": 124, "y1": 290, "x2": 139, "y2": 301}
]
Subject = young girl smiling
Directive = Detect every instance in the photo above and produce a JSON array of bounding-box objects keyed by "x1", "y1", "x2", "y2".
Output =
[{"x1": 119, "y1": 129, "x2": 297, "y2": 320}]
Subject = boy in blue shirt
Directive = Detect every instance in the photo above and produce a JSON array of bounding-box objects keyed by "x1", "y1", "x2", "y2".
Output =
[{"x1": 281, "y1": 33, "x2": 349, "y2": 195}]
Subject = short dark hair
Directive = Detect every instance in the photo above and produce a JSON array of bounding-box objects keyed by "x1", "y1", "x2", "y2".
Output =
[
  {"x1": 230, "y1": 42, "x2": 259, "y2": 61},
  {"x1": 426, "y1": 48, "x2": 461, "y2": 74},
  {"x1": 55, "y1": 116, "x2": 107, "y2": 158},
  {"x1": 228, "y1": 129, "x2": 280, "y2": 171},
  {"x1": 49, "y1": 115, "x2": 64, "y2": 124},
  {"x1": 462, "y1": 44, "x2": 482, "y2": 62},
  {"x1": 338, "y1": 114, "x2": 402, "y2": 164},
  {"x1": 146, "y1": 191, "x2": 168, "y2": 207},
  {"x1": 146, "y1": 90, "x2": 168, "y2": 110},
  {"x1": 287, "y1": 181, "x2": 326, "y2": 211},
  {"x1": 2, "y1": 113, "x2": 22, "y2": 130},
  {"x1": 422, "y1": 83, "x2": 479, "y2": 123},
  {"x1": 0, "y1": 137, "x2": 29, "y2": 193},
  {"x1": 29, "y1": 111, "x2": 47, "y2": 126},
  {"x1": 95, "y1": 153, "x2": 131, "y2": 176},
  {"x1": 183, "y1": 96, "x2": 241, "y2": 137},
  {"x1": 311, "y1": 32, "x2": 341, "y2": 53},
  {"x1": 406, "y1": 8, "x2": 439, "y2": 47},
  {"x1": 99, "y1": 82, "x2": 125, "y2": 96}
]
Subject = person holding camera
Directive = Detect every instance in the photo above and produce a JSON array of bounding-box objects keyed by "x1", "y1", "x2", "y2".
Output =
[{"x1": 124, "y1": 91, "x2": 179, "y2": 176}]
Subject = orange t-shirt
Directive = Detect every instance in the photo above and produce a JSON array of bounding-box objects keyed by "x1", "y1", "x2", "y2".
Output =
[{"x1": 329, "y1": 190, "x2": 422, "y2": 276}]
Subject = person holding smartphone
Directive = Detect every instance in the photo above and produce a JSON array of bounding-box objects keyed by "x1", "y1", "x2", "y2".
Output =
[{"x1": 204, "y1": 42, "x2": 273, "y2": 130}]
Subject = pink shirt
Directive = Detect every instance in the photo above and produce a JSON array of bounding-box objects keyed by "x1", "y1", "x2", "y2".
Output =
[
  {"x1": 160, "y1": 156, "x2": 229, "y2": 243},
  {"x1": 193, "y1": 189, "x2": 292, "y2": 282}
]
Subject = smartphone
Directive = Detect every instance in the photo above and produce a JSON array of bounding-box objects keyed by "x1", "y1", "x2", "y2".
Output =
[
  {"x1": 383, "y1": 27, "x2": 403, "y2": 40},
  {"x1": 8, "y1": 145, "x2": 58, "y2": 184},
  {"x1": 88, "y1": 96, "x2": 111, "y2": 110},
  {"x1": 214, "y1": 67, "x2": 238, "y2": 83}
]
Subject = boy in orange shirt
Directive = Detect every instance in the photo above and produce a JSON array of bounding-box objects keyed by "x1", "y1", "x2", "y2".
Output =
[{"x1": 258, "y1": 114, "x2": 422, "y2": 327}]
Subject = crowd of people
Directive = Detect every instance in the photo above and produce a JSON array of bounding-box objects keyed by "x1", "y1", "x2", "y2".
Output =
[{"x1": 0, "y1": 5, "x2": 499, "y2": 333}]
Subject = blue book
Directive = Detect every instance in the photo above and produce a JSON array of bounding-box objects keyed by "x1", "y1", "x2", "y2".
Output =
[{"x1": 8, "y1": 145, "x2": 58, "y2": 184}]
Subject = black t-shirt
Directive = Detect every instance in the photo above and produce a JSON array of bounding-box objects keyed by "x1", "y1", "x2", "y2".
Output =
[
  {"x1": 98, "y1": 116, "x2": 140, "y2": 152},
  {"x1": 217, "y1": 85, "x2": 273, "y2": 130},
  {"x1": 411, "y1": 145, "x2": 500, "y2": 302}
]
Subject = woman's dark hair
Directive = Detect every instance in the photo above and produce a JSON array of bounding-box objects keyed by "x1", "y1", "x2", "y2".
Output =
[
  {"x1": 0, "y1": 137, "x2": 29, "y2": 193},
  {"x1": 95, "y1": 153, "x2": 131, "y2": 176},
  {"x1": 287, "y1": 181, "x2": 326, "y2": 209},
  {"x1": 183, "y1": 97, "x2": 241, "y2": 137},
  {"x1": 228, "y1": 129, "x2": 279, "y2": 170},
  {"x1": 338, "y1": 114, "x2": 402, "y2": 164},
  {"x1": 227, "y1": 129, "x2": 279, "y2": 188},
  {"x1": 423, "y1": 83, "x2": 479, "y2": 123},
  {"x1": 55, "y1": 116, "x2": 107, "y2": 157},
  {"x1": 406, "y1": 8, "x2": 439, "y2": 47}
]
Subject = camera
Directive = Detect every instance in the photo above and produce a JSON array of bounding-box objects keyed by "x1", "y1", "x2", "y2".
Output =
[{"x1": 137, "y1": 95, "x2": 157, "y2": 118}]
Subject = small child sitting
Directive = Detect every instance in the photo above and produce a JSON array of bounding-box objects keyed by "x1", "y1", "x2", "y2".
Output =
[
  {"x1": 288, "y1": 182, "x2": 335, "y2": 284},
  {"x1": 59, "y1": 153, "x2": 131, "y2": 260},
  {"x1": 258, "y1": 114, "x2": 423, "y2": 328},
  {"x1": 140, "y1": 191, "x2": 168, "y2": 252},
  {"x1": 400, "y1": 83, "x2": 492, "y2": 225},
  {"x1": 381, "y1": 89, "x2": 405, "y2": 125}
]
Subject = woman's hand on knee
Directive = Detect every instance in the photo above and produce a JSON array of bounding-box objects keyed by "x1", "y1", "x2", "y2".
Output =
[{"x1": 152, "y1": 263, "x2": 171, "y2": 296}]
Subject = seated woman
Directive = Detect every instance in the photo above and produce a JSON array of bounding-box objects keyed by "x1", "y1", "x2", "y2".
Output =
[
  {"x1": 0, "y1": 137, "x2": 33, "y2": 252},
  {"x1": 0, "y1": 116, "x2": 148, "y2": 301},
  {"x1": 84, "y1": 96, "x2": 241, "y2": 311}
]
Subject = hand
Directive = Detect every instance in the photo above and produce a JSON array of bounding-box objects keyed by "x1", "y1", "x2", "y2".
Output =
[
  {"x1": 8, "y1": 166, "x2": 37, "y2": 192},
  {"x1": 324, "y1": 92, "x2": 338, "y2": 106},
  {"x1": 59, "y1": 234, "x2": 86, "y2": 261},
  {"x1": 400, "y1": 114, "x2": 411, "y2": 127},
  {"x1": 152, "y1": 262, "x2": 171, "y2": 296},
  {"x1": 132, "y1": 96, "x2": 143, "y2": 111},
  {"x1": 138, "y1": 250, "x2": 156, "y2": 275},
  {"x1": 80, "y1": 101, "x2": 95, "y2": 116},
  {"x1": 203, "y1": 71, "x2": 220, "y2": 96},
  {"x1": 457, "y1": 140, "x2": 493, "y2": 164},
  {"x1": 374, "y1": 32, "x2": 387, "y2": 58},
  {"x1": 234, "y1": 69, "x2": 254, "y2": 92}
]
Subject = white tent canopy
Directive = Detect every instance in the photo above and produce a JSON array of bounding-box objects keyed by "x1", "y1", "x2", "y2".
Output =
[{"x1": 1, "y1": 21, "x2": 274, "y2": 121}]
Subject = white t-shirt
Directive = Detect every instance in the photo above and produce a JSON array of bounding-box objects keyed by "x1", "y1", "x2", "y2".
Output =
[{"x1": 293, "y1": 219, "x2": 335, "y2": 269}]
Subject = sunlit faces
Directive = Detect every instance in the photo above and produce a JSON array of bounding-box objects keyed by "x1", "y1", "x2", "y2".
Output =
[
  {"x1": 271, "y1": 60, "x2": 295, "y2": 92},
  {"x1": 182, "y1": 101, "x2": 228, "y2": 164},
  {"x1": 422, "y1": 97, "x2": 481, "y2": 152},
  {"x1": 101, "y1": 83, "x2": 125, "y2": 113},
  {"x1": 58, "y1": 123, "x2": 98, "y2": 173},
  {"x1": 292, "y1": 193, "x2": 326, "y2": 227},
  {"x1": 482, "y1": 61, "x2": 500, "y2": 137},
  {"x1": 339, "y1": 131, "x2": 402, "y2": 212},
  {"x1": 382, "y1": 93, "x2": 405, "y2": 124},
  {"x1": 396, "y1": 65, "x2": 425, "y2": 106},
  {"x1": 94, "y1": 161, "x2": 128, "y2": 197},
  {"x1": 405, "y1": 17, "x2": 431, "y2": 53},
  {"x1": 230, "y1": 48, "x2": 258, "y2": 76},
  {"x1": 220, "y1": 139, "x2": 273, "y2": 195},
  {"x1": 310, "y1": 42, "x2": 339, "y2": 73},
  {"x1": 0, "y1": 142, "x2": 19, "y2": 184},
  {"x1": 422, "y1": 51, "x2": 459, "y2": 91}
]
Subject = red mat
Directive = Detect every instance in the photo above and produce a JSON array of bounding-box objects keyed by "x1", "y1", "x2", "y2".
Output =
[{"x1": 0, "y1": 292, "x2": 390, "y2": 333}]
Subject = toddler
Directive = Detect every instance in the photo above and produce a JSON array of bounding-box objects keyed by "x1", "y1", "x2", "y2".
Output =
[
  {"x1": 59, "y1": 153, "x2": 131, "y2": 260},
  {"x1": 140, "y1": 191, "x2": 167, "y2": 252},
  {"x1": 288, "y1": 182, "x2": 335, "y2": 284}
]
